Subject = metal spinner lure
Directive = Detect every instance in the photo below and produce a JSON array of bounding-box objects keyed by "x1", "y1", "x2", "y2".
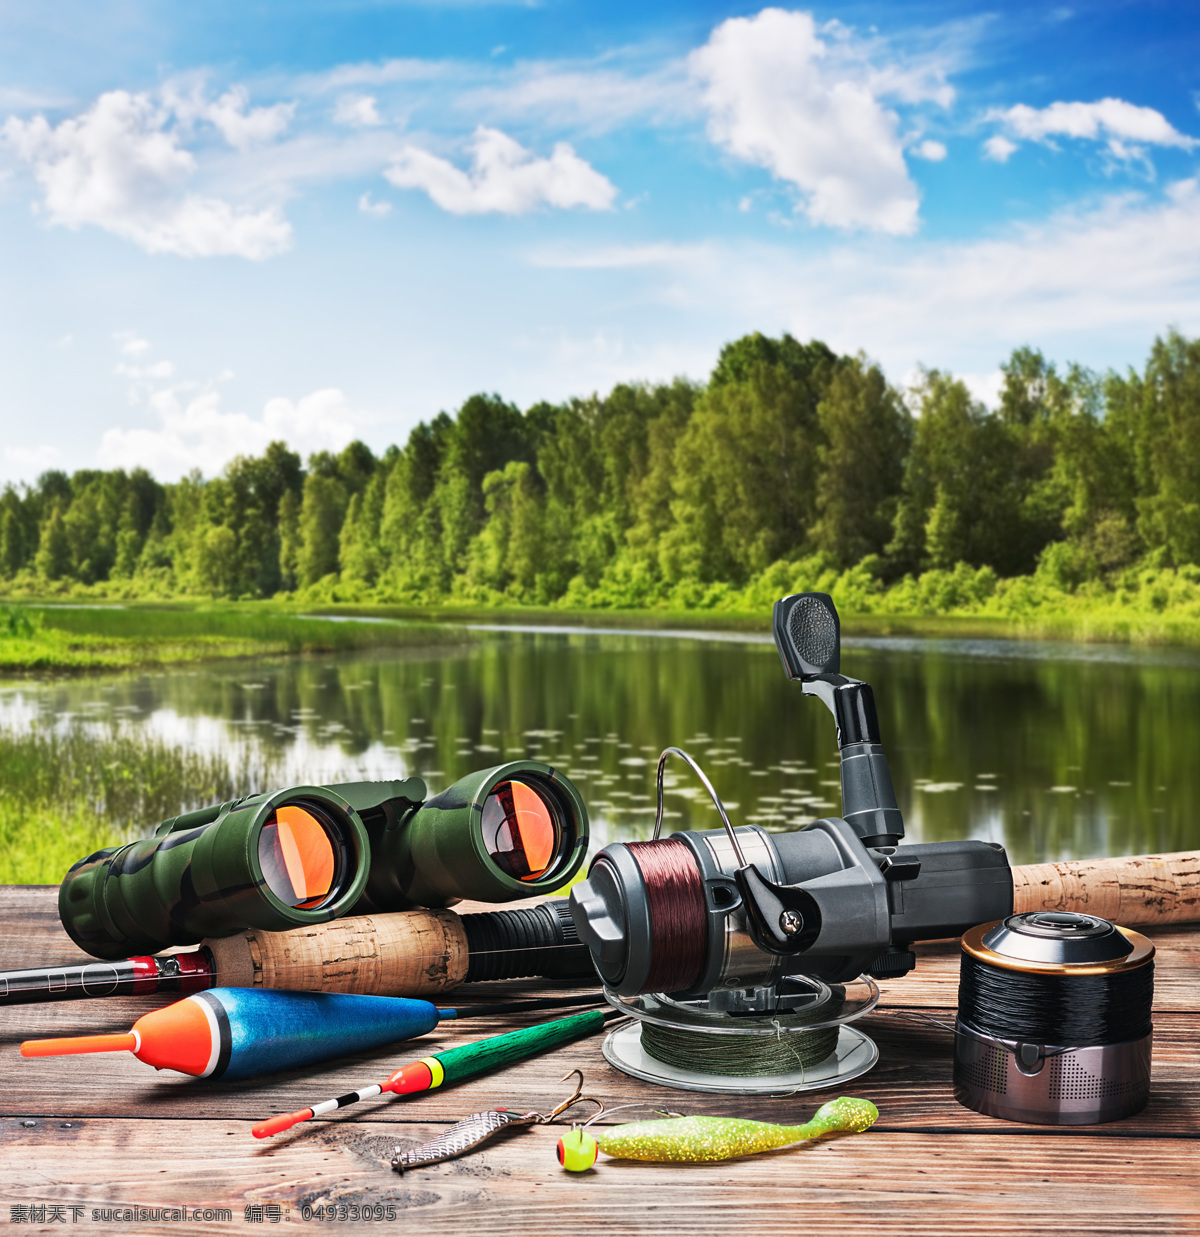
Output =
[{"x1": 391, "y1": 1070, "x2": 602, "y2": 1173}]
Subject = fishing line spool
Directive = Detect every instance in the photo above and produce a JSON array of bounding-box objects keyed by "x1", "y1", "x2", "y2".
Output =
[
  {"x1": 602, "y1": 975, "x2": 880, "y2": 1095},
  {"x1": 954, "y1": 911, "x2": 1155, "y2": 1125}
]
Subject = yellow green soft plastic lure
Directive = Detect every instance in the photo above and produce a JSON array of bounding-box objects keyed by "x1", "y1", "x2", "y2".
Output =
[{"x1": 557, "y1": 1096, "x2": 878, "y2": 1169}]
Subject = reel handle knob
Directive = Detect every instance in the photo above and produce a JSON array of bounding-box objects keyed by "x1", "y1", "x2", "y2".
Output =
[{"x1": 734, "y1": 865, "x2": 822, "y2": 956}]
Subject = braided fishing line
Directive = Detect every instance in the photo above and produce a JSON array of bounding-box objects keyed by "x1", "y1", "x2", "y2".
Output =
[
  {"x1": 639, "y1": 989, "x2": 847, "y2": 1078},
  {"x1": 953, "y1": 915, "x2": 1156, "y2": 1125},
  {"x1": 958, "y1": 952, "x2": 1153, "y2": 1046},
  {"x1": 640, "y1": 1021, "x2": 839, "y2": 1077}
]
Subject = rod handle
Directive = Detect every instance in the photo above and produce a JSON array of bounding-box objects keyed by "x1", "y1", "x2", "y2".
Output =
[
  {"x1": 204, "y1": 909, "x2": 470, "y2": 995},
  {"x1": 21, "y1": 1032, "x2": 137, "y2": 1057},
  {"x1": 1012, "y1": 850, "x2": 1200, "y2": 926}
]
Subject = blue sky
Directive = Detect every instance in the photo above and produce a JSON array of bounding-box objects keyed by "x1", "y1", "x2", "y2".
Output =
[{"x1": 2, "y1": 0, "x2": 1200, "y2": 481}]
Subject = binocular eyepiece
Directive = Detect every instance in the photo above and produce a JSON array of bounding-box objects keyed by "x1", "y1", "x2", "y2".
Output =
[{"x1": 61, "y1": 762, "x2": 588, "y2": 960}]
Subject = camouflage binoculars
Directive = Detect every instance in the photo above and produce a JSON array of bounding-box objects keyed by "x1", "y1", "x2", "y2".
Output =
[{"x1": 59, "y1": 762, "x2": 588, "y2": 959}]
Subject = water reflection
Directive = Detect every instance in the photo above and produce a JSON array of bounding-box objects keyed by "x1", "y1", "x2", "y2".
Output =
[{"x1": 3, "y1": 628, "x2": 1198, "y2": 866}]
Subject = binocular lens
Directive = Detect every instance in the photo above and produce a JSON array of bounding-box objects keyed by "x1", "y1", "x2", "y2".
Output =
[
  {"x1": 258, "y1": 804, "x2": 342, "y2": 910},
  {"x1": 481, "y1": 780, "x2": 560, "y2": 882}
]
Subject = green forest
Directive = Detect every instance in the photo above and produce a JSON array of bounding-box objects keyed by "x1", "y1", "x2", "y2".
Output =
[{"x1": 6, "y1": 328, "x2": 1200, "y2": 633}]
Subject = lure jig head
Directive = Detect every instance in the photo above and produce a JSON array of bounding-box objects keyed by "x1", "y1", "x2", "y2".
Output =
[{"x1": 391, "y1": 1070, "x2": 603, "y2": 1173}]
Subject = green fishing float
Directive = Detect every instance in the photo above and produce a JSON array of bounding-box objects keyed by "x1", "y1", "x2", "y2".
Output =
[{"x1": 556, "y1": 1096, "x2": 878, "y2": 1169}]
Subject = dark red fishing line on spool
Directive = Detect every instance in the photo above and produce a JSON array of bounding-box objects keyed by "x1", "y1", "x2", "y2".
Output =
[{"x1": 626, "y1": 840, "x2": 706, "y2": 994}]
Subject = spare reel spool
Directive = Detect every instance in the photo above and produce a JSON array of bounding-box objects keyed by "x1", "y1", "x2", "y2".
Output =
[{"x1": 954, "y1": 911, "x2": 1155, "y2": 1125}]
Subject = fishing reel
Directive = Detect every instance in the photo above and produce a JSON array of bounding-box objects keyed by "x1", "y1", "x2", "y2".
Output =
[
  {"x1": 570, "y1": 593, "x2": 1014, "y2": 1003},
  {"x1": 61, "y1": 762, "x2": 588, "y2": 959}
]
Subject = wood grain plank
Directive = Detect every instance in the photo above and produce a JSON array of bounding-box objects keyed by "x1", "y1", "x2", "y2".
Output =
[
  {"x1": 1, "y1": 1117, "x2": 1196, "y2": 1237},
  {"x1": 3, "y1": 884, "x2": 1198, "y2": 1234}
]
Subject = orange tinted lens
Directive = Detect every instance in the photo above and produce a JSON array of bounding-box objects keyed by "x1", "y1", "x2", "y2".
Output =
[
  {"x1": 258, "y1": 805, "x2": 336, "y2": 909},
  {"x1": 481, "y1": 779, "x2": 559, "y2": 881}
]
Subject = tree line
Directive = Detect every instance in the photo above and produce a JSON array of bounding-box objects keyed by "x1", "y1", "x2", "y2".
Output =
[{"x1": 4, "y1": 329, "x2": 1200, "y2": 609}]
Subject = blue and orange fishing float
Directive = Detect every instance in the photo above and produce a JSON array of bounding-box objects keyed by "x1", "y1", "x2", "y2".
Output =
[{"x1": 20, "y1": 988, "x2": 600, "y2": 1081}]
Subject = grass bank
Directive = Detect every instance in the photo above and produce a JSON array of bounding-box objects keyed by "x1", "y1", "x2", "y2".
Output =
[
  {"x1": 10, "y1": 565, "x2": 1200, "y2": 679},
  {"x1": 0, "y1": 603, "x2": 471, "y2": 675}
]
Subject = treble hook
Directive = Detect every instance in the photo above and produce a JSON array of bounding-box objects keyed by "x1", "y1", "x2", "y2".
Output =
[{"x1": 540, "y1": 1069, "x2": 605, "y2": 1123}]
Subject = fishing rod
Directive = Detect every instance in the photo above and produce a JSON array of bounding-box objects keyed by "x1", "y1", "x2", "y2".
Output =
[
  {"x1": 20, "y1": 990, "x2": 606, "y2": 1083},
  {"x1": 0, "y1": 900, "x2": 596, "y2": 1006}
]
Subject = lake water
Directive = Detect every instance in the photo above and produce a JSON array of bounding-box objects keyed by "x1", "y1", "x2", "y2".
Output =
[{"x1": 4, "y1": 624, "x2": 1199, "y2": 867}]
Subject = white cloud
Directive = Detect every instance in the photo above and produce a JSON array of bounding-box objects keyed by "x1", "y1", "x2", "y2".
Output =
[
  {"x1": 959, "y1": 369, "x2": 1006, "y2": 408},
  {"x1": 793, "y1": 179, "x2": 1200, "y2": 362},
  {"x1": 334, "y1": 94, "x2": 383, "y2": 127},
  {"x1": 989, "y1": 98, "x2": 1197, "y2": 165},
  {"x1": 384, "y1": 126, "x2": 616, "y2": 215},
  {"x1": 912, "y1": 139, "x2": 947, "y2": 161},
  {"x1": 358, "y1": 191, "x2": 392, "y2": 217},
  {"x1": 459, "y1": 63, "x2": 693, "y2": 135},
  {"x1": 688, "y1": 8, "x2": 934, "y2": 235},
  {"x1": 983, "y1": 134, "x2": 1017, "y2": 162},
  {"x1": 101, "y1": 381, "x2": 363, "y2": 480},
  {"x1": 96, "y1": 336, "x2": 367, "y2": 478},
  {"x1": 306, "y1": 58, "x2": 450, "y2": 93},
  {"x1": 262, "y1": 389, "x2": 361, "y2": 446},
  {"x1": 116, "y1": 358, "x2": 175, "y2": 381},
  {"x1": 116, "y1": 332, "x2": 151, "y2": 357},
  {"x1": 167, "y1": 84, "x2": 295, "y2": 150},
  {"x1": 3, "y1": 90, "x2": 292, "y2": 259}
]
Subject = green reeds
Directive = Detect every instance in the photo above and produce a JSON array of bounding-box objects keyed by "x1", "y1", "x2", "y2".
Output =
[
  {"x1": 0, "y1": 722, "x2": 283, "y2": 884},
  {"x1": 0, "y1": 604, "x2": 467, "y2": 674}
]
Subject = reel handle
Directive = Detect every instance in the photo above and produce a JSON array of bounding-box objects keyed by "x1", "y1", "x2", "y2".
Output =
[{"x1": 773, "y1": 593, "x2": 904, "y2": 846}]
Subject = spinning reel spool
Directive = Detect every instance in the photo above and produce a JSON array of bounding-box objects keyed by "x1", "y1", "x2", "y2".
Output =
[
  {"x1": 571, "y1": 592, "x2": 1014, "y2": 1094},
  {"x1": 954, "y1": 910, "x2": 1155, "y2": 1125}
]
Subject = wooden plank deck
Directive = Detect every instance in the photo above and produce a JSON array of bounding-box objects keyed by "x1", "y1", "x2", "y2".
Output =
[{"x1": 1, "y1": 885, "x2": 1198, "y2": 1234}]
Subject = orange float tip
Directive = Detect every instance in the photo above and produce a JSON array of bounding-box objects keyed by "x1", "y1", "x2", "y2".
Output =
[
  {"x1": 384, "y1": 1061, "x2": 435, "y2": 1095},
  {"x1": 252, "y1": 1109, "x2": 313, "y2": 1139},
  {"x1": 21, "y1": 1032, "x2": 138, "y2": 1058}
]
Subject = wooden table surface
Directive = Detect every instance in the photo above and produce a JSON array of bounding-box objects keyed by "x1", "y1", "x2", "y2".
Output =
[{"x1": 1, "y1": 885, "x2": 1197, "y2": 1235}]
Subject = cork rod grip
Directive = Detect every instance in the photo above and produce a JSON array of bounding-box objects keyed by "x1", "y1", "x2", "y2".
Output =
[
  {"x1": 203, "y1": 909, "x2": 471, "y2": 995},
  {"x1": 1012, "y1": 849, "x2": 1200, "y2": 926}
]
